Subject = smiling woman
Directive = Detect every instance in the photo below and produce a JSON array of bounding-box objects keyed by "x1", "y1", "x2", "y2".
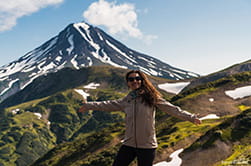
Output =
[
  {"x1": 78, "y1": 69, "x2": 201, "y2": 166},
  {"x1": 127, "y1": 75, "x2": 142, "y2": 90}
]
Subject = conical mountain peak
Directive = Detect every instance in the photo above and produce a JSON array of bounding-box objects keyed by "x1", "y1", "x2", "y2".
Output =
[{"x1": 0, "y1": 21, "x2": 199, "y2": 102}]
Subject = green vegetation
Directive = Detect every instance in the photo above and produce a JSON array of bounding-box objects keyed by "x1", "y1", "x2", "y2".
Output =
[
  {"x1": 184, "y1": 109, "x2": 251, "y2": 163},
  {"x1": 156, "y1": 116, "x2": 221, "y2": 151},
  {"x1": 31, "y1": 122, "x2": 124, "y2": 166},
  {"x1": 0, "y1": 85, "x2": 126, "y2": 166},
  {"x1": 218, "y1": 145, "x2": 251, "y2": 166},
  {"x1": 1, "y1": 66, "x2": 251, "y2": 166},
  {"x1": 238, "y1": 105, "x2": 251, "y2": 112}
]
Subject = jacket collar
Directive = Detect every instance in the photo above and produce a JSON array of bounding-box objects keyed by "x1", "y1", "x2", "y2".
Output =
[{"x1": 129, "y1": 88, "x2": 142, "y2": 99}]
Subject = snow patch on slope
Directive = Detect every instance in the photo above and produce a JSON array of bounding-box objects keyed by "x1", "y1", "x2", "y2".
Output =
[
  {"x1": 0, "y1": 79, "x2": 19, "y2": 95},
  {"x1": 154, "y1": 149, "x2": 184, "y2": 166},
  {"x1": 225, "y1": 85, "x2": 251, "y2": 99},
  {"x1": 158, "y1": 82, "x2": 190, "y2": 94},
  {"x1": 66, "y1": 34, "x2": 74, "y2": 54}
]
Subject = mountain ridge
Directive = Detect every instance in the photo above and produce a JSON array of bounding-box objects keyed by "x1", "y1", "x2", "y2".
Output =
[{"x1": 184, "y1": 59, "x2": 251, "y2": 91}]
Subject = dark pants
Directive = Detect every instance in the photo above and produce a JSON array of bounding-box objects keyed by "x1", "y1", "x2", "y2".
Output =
[{"x1": 112, "y1": 145, "x2": 156, "y2": 166}]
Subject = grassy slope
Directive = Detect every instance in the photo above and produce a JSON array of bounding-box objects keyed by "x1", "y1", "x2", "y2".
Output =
[
  {"x1": 0, "y1": 66, "x2": 130, "y2": 166},
  {"x1": 174, "y1": 72, "x2": 251, "y2": 166},
  {"x1": 1, "y1": 68, "x2": 250, "y2": 166},
  {"x1": 180, "y1": 108, "x2": 251, "y2": 166},
  {"x1": 170, "y1": 71, "x2": 251, "y2": 117},
  {"x1": 0, "y1": 87, "x2": 127, "y2": 166}
]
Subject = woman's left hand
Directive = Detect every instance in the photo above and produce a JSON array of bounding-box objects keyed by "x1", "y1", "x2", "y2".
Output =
[{"x1": 193, "y1": 118, "x2": 202, "y2": 125}]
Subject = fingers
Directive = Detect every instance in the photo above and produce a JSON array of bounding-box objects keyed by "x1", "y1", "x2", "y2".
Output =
[
  {"x1": 78, "y1": 106, "x2": 86, "y2": 113},
  {"x1": 194, "y1": 118, "x2": 202, "y2": 125},
  {"x1": 78, "y1": 99, "x2": 87, "y2": 113}
]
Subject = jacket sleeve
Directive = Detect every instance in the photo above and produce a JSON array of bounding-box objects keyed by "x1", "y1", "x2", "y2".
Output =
[
  {"x1": 82, "y1": 98, "x2": 125, "y2": 112},
  {"x1": 156, "y1": 98, "x2": 196, "y2": 123}
]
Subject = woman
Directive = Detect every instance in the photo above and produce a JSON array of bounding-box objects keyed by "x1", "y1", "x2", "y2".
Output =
[{"x1": 78, "y1": 70, "x2": 201, "y2": 166}]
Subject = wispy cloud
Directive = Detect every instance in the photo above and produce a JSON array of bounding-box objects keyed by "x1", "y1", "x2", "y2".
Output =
[
  {"x1": 83, "y1": 0, "x2": 157, "y2": 44},
  {"x1": 0, "y1": 0, "x2": 64, "y2": 32}
]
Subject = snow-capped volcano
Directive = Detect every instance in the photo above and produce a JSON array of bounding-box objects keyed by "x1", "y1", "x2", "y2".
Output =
[{"x1": 0, "y1": 22, "x2": 199, "y2": 102}]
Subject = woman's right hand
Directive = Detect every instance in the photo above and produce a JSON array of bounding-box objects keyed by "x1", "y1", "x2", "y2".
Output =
[
  {"x1": 78, "y1": 106, "x2": 86, "y2": 113},
  {"x1": 78, "y1": 100, "x2": 87, "y2": 113}
]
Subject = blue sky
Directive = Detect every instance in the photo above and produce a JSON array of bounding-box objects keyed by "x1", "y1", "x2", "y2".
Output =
[{"x1": 0, "y1": 0, "x2": 251, "y2": 75}]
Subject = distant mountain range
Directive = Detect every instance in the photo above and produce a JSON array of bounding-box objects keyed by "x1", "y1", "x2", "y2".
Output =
[{"x1": 0, "y1": 22, "x2": 199, "y2": 102}]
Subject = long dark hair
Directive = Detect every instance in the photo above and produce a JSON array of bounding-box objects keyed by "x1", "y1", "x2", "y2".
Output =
[{"x1": 126, "y1": 70, "x2": 162, "y2": 106}]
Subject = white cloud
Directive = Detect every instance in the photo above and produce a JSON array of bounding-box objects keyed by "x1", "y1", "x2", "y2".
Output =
[
  {"x1": 0, "y1": 0, "x2": 63, "y2": 32},
  {"x1": 144, "y1": 34, "x2": 158, "y2": 45},
  {"x1": 83, "y1": 0, "x2": 157, "y2": 43}
]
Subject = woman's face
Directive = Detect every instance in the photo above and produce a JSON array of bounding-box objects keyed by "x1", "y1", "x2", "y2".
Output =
[{"x1": 127, "y1": 73, "x2": 142, "y2": 90}]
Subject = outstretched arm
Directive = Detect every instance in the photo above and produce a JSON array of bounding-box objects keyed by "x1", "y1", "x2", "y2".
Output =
[
  {"x1": 156, "y1": 98, "x2": 201, "y2": 125},
  {"x1": 193, "y1": 117, "x2": 202, "y2": 125},
  {"x1": 78, "y1": 98, "x2": 125, "y2": 113}
]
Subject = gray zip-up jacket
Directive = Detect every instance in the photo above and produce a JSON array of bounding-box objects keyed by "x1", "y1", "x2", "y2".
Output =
[{"x1": 82, "y1": 91, "x2": 197, "y2": 149}]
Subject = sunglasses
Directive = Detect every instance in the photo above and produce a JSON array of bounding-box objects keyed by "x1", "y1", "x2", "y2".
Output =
[{"x1": 127, "y1": 76, "x2": 142, "y2": 82}]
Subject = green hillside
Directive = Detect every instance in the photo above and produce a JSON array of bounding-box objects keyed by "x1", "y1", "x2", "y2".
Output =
[
  {"x1": 0, "y1": 66, "x2": 129, "y2": 109},
  {"x1": 181, "y1": 108, "x2": 251, "y2": 166},
  {"x1": 0, "y1": 67, "x2": 250, "y2": 166},
  {"x1": 0, "y1": 66, "x2": 129, "y2": 166}
]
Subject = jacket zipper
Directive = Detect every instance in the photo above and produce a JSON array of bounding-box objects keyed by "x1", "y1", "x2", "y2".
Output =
[{"x1": 134, "y1": 98, "x2": 138, "y2": 148}]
